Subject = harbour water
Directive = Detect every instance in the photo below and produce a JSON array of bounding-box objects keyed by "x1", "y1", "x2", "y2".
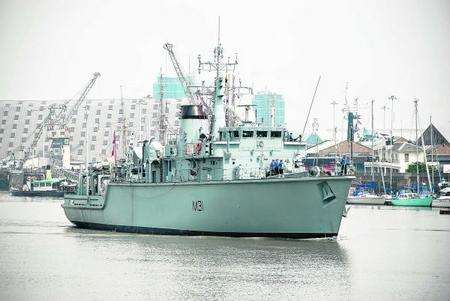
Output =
[{"x1": 0, "y1": 191, "x2": 449, "y2": 300}]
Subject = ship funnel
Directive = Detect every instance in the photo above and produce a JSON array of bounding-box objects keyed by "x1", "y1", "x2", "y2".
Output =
[
  {"x1": 181, "y1": 105, "x2": 207, "y2": 120},
  {"x1": 180, "y1": 105, "x2": 209, "y2": 144}
]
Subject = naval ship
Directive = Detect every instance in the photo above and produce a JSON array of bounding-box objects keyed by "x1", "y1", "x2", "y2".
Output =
[{"x1": 62, "y1": 36, "x2": 353, "y2": 238}]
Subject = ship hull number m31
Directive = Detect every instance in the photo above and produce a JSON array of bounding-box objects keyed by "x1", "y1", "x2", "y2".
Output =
[{"x1": 192, "y1": 200, "x2": 204, "y2": 212}]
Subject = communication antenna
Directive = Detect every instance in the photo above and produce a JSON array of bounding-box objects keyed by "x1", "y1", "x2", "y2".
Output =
[
  {"x1": 301, "y1": 76, "x2": 321, "y2": 138},
  {"x1": 218, "y1": 16, "x2": 221, "y2": 45}
]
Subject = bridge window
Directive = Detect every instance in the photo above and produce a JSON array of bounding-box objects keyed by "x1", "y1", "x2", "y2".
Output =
[
  {"x1": 220, "y1": 131, "x2": 227, "y2": 141},
  {"x1": 270, "y1": 131, "x2": 282, "y2": 138},
  {"x1": 242, "y1": 131, "x2": 254, "y2": 138},
  {"x1": 229, "y1": 130, "x2": 240, "y2": 140},
  {"x1": 256, "y1": 131, "x2": 268, "y2": 138}
]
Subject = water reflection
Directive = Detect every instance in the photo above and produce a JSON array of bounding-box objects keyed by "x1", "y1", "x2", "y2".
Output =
[{"x1": 63, "y1": 227, "x2": 350, "y2": 299}]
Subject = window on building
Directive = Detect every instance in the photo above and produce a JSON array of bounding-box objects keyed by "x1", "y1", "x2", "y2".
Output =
[
  {"x1": 108, "y1": 105, "x2": 113, "y2": 110},
  {"x1": 10, "y1": 133, "x2": 15, "y2": 138},
  {"x1": 142, "y1": 109, "x2": 147, "y2": 114},
  {"x1": 96, "y1": 110, "x2": 101, "y2": 115},
  {"x1": 69, "y1": 127, "x2": 75, "y2": 133},
  {"x1": 82, "y1": 123, "x2": 86, "y2": 128},
  {"x1": 104, "y1": 131, "x2": 110, "y2": 137},
  {"x1": 27, "y1": 110, "x2": 32, "y2": 116},
  {"x1": 93, "y1": 127, "x2": 98, "y2": 132},
  {"x1": 0, "y1": 137, "x2": 2, "y2": 143},
  {"x1": 0, "y1": 128, "x2": 4, "y2": 134},
  {"x1": 39, "y1": 106, "x2": 44, "y2": 111},
  {"x1": 95, "y1": 118, "x2": 99, "y2": 124},
  {"x1": 92, "y1": 136, "x2": 96, "y2": 141},
  {"x1": 81, "y1": 131, "x2": 86, "y2": 137},
  {"x1": 101, "y1": 149, "x2": 106, "y2": 155},
  {"x1": 131, "y1": 105, "x2": 136, "y2": 110},
  {"x1": 71, "y1": 118, "x2": 76, "y2": 124},
  {"x1": 25, "y1": 119, "x2": 30, "y2": 125},
  {"x1": 77, "y1": 149, "x2": 83, "y2": 155},
  {"x1": 9, "y1": 142, "x2": 14, "y2": 147},
  {"x1": 119, "y1": 109, "x2": 123, "y2": 114},
  {"x1": 107, "y1": 113, "x2": 112, "y2": 119},
  {"x1": 14, "y1": 115, "x2": 19, "y2": 120},
  {"x1": 103, "y1": 140, "x2": 108, "y2": 145},
  {"x1": 405, "y1": 153, "x2": 409, "y2": 162},
  {"x1": 12, "y1": 124, "x2": 17, "y2": 129},
  {"x1": 16, "y1": 106, "x2": 20, "y2": 112},
  {"x1": 1, "y1": 120, "x2": 5, "y2": 125},
  {"x1": 130, "y1": 113, "x2": 135, "y2": 118},
  {"x1": 23, "y1": 128, "x2": 28, "y2": 133},
  {"x1": 38, "y1": 114, "x2": 43, "y2": 120},
  {"x1": 106, "y1": 122, "x2": 111, "y2": 128},
  {"x1": 152, "y1": 113, "x2": 158, "y2": 118},
  {"x1": 3, "y1": 111, "x2": 7, "y2": 116},
  {"x1": 90, "y1": 145, "x2": 95, "y2": 151},
  {"x1": 21, "y1": 137, "x2": 27, "y2": 143}
]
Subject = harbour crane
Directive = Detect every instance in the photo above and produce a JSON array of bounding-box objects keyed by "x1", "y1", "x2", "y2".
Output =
[
  {"x1": 24, "y1": 72, "x2": 101, "y2": 161},
  {"x1": 163, "y1": 43, "x2": 211, "y2": 113}
]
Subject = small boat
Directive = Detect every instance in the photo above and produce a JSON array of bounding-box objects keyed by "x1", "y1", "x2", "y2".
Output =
[
  {"x1": 347, "y1": 193, "x2": 385, "y2": 205},
  {"x1": 10, "y1": 178, "x2": 67, "y2": 197},
  {"x1": 432, "y1": 187, "x2": 450, "y2": 208},
  {"x1": 391, "y1": 190, "x2": 432, "y2": 207},
  {"x1": 347, "y1": 183, "x2": 385, "y2": 205}
]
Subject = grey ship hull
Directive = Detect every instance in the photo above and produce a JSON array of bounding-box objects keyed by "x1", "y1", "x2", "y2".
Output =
[{"x1": 63, "y1": 176, "x2": 353, "y2": 238}]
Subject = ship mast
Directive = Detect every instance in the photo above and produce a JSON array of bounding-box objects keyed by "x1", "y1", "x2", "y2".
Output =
[{"x1": 197, "y1": 17, "x2": 251, "y2": 139}]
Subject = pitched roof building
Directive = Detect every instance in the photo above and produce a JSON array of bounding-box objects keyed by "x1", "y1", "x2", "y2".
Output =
[
  {"x1": 418, "y1": 124, "x2": 449, "y2": 146},
  {"x1": 318, "y1": 140, "x2": 373, "y2": 156}
]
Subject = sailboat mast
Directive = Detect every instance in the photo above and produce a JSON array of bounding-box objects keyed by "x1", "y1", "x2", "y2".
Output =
[
  {"x1": 430, "y1": 116, "x2": 434, "y2": 190},
  {"x1": 414, "y1": 99, "x2": 419, "y2": 192},
  {"x1": 389, "y1": 95, "x2": 397, "y2": 193},
  {"x1": 371, "y1": 99, "x2": 375, "y2": 181}
]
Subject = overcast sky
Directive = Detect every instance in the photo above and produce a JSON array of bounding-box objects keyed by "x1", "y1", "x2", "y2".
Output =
[{"x1": 0, "y1": 0, "x2": 449, "y2": 140}]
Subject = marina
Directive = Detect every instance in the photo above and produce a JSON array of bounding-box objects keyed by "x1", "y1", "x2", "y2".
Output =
[{"x1": 1, "y1": 192, "x2": 449, "y2": 300}]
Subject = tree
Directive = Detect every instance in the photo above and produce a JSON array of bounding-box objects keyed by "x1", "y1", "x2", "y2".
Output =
[{"x1": 406, "y1": 162, "x2": 435, "y2": 173}]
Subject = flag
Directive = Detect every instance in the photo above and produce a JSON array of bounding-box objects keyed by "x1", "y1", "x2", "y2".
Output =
[{"x1": 111, "y1": 131, "x2": 117, "y2": 163}]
